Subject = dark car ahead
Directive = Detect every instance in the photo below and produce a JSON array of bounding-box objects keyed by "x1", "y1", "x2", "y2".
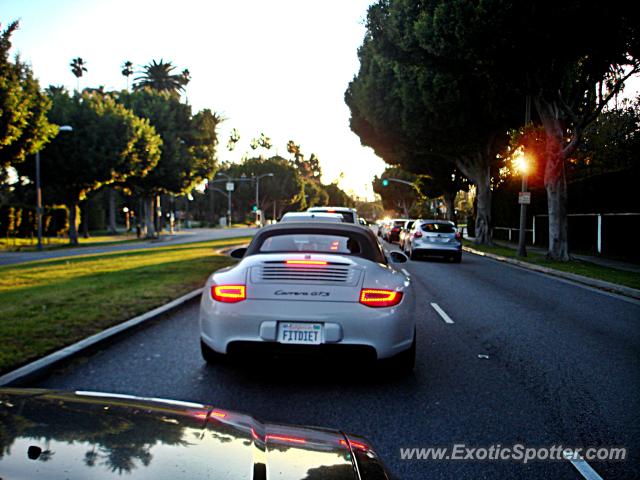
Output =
[
  {"x1": 385, "y1": 219, "x2": 408, "y2": 243},
  {"x1": 0, "y1": 388, "x2": 391, "y2": 480}
]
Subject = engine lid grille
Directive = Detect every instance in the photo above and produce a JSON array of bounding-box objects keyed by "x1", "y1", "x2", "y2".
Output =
[{"x1": 252, "y1": 261, "x2": 360, "y2": 285}]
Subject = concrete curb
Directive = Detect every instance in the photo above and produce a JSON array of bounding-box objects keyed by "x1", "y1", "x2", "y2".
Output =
[
  {"x1": 463, "y1": 246, "x2": 640, "y2": 300},
  {"x1": 0, "y1": 288, "x2": 203, "y2": 387}
]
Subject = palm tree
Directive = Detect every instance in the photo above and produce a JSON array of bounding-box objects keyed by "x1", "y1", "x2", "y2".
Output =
[
  {"x1": 70, "y1": 57, "x2": 87, "y2": 91},
  {"x1": 133, "y1": 59, "x2": 188, "y2": 95},
  {"x1": 121, "y1": 60, "x2": 134, "y2": 90}
]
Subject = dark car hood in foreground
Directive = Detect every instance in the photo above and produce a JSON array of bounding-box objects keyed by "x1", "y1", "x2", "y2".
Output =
[{"x1": 0, "y1": 388, "x2": 389, "y2": 480}]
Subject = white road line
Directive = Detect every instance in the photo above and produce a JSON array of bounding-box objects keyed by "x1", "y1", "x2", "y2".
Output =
[
  {"x1": 401, "y1": 268, "x2": 411, "y2": 277},
  {"x1": 430, "y1": 303, "x2": 454, "y2": 324},
  {"x1": 563, "y1": 451, "x2": 604, "y2": 480}
]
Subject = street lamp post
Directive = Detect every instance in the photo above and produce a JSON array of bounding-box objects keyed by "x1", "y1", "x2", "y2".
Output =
[
  {"x1": 36, "y1": 125, "x2": 73, "y2": 251},
  {"x1": 517, "y1": 95, "x2": 532, "y2": 257},
  {"x1": 215, "y1": 172, "x2": 233, "y2": 227},
  {"x1": 255, "y1": 173, "x2": 274, "y2": 227},
  {"x1": 516, "y1": 156, "x2": 529, "y2": 257}
]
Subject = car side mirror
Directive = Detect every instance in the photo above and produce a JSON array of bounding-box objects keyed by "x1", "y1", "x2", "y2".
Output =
[
  {"x1": 229, "y1": 247, "x2": 247, "y2": 259},
  {"x1": 389, "y1": 251, "x2": 408, "y2": 263}
]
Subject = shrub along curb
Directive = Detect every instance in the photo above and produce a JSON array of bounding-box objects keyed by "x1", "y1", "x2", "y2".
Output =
[{"x1": 463, "y1": 246, "x2": 640, "y2": 301}]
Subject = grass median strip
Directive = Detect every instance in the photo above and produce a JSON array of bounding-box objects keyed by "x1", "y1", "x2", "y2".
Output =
[
  {"x1": 0, "y1": 237, "x2": 250, "y2": 374},
  {"x1": 463, "y1": 240, "x2": 640, "y2": 290}
]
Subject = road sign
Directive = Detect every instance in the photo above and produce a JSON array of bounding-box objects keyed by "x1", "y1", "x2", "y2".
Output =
[
  {"x1": 518, "y1": 191, "x2": 531, "y2": 204},
  {"x1": 226, "y1": 182, "x2": 234, "y2": 192}
]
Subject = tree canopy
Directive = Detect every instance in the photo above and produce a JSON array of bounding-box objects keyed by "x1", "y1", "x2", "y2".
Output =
[
  {"x1": 16, "y1": 88, "x2": 162, "y2": 243},
  {"x1": 0, "y1": 21, "x2": 56, "y2": 172}
]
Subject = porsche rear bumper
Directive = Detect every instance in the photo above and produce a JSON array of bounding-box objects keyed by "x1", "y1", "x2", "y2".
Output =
[{"x1": 199, "y1": 296, "x2": 414, "y2": 359}]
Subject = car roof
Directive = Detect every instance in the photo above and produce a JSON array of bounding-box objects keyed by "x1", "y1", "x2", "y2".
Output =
[
  {"x1": 307, "y1": 206, "x2": 357, "y2": 212},
  {"x1": 418, "y1": 219, "x2": 455, "y2": 225},
  {"x1": 246, "y1": 222, "x2": 385, "y2": 263},
  {"x1": 280, "y1": 212, "x2": 344, "y2": 223}
]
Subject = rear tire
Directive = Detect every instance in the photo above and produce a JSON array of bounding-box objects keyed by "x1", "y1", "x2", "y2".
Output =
[
  {"x1": 201, "y1": 339, "x2": 225, "y2": 364},
  {"x1": 452, "y1": 252, "x2": 462, "y2": 263},
  {"x1": 409, "y1": 248, "x2": 418, "y2": 260}
]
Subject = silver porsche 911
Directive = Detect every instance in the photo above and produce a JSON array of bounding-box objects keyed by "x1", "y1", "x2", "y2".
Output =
[{"x1": 199, "y1": 222, "x2": 415, "y2": 373}]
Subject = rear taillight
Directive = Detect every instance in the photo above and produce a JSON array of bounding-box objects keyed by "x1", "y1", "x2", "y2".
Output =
[
  {"x1": 413, "y1": 231, "x2": 422, "y2": 238},
  {"x1": 392, "y1": 227, "x2": 400, "y2": 232},
  {"x1": 455, "y1": 232, "x2": 461, "y2": 240},
  {"x1": 211, "y1": 285, "x2": 246, "y2": 303},
  {"x1": 359, "y1": 289, "x2": 403, "y2": 307}
]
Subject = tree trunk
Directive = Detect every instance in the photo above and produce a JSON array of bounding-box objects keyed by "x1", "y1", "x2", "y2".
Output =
[
  {"x1": 535, "y1": 98, "x2": 570, "y2": 261},
  {"x1": 443, "y1": 190, "x2": 457, "y2": 223},
  {"x1": 68, "y1": 202, "x2": 79, "y2": 245},
  {"x1": 107, "y1": 188, "x2": 117, "y2": 234},
  {"x1": 81, "y1": 201, "x2": 90, "y2": 239},
  {"x1": 543, "y1": 128, "x2": 570, "y2": 261},
  {"x1": 143, "y1": 196, "x2": 156, "y2": 239},
  {"x1": 456, "y1": 151, "x2": 492, "y2": 244},
  {"x1": 473, "y1": 167, "x2": 491, "y2": 244}
]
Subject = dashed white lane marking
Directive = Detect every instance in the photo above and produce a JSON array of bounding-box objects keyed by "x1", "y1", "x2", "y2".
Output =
[
  {"x1": 563, "y1": 450, "x2": 604, "y2": 480},
  {"x1": 401, "y1": 268, "x2": 411, "y2": 277},
  {"x1": 430, "y1": 303, "x2": 454, "y2": 324}
]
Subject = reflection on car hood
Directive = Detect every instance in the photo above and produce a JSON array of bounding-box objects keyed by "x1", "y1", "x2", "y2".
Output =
[{"x1": 0, "y1": 389, "x2": 390, "y2": 480}]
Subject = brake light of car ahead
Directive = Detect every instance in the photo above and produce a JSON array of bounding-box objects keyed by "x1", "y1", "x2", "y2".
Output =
[
  {"x1": 413, "y1": 231, "x2": 422, "y2": 238},
  {"x1": 285, "y1": 260, "x2": 328, "y2": 266},
  {"x1": 359, "y1": 289, "x2": 403, "y2": 307},
  {"x1": 211, "y1": 285, "x2": 246, "y2": 303},
  {"x1": 455, "y1": 231, "x2": 462, "y2": 240}
]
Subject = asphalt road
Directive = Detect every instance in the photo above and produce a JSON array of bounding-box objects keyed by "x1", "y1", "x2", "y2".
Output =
[
  {"x1": 35, "y1": 241, "x2": 640, "y2": 479},
  {"x1": 0, "y1": 227, "x2": 257, "y2": 266}
]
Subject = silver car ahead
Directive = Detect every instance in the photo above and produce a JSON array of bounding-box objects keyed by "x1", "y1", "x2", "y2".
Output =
[
  {"x1": 199, "y1": 222, "x2": 415, "y2": 373},
  {"x1": 406, "y1": 220, "x2": 462, "y2": 263}
]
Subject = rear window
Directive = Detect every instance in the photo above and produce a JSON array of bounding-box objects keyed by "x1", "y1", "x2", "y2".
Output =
[
  {"x1": 258, "y1": 234, "x2": 361, "y2": 254},
  {"x1": 406, "y1": 221, "x2": 415, "y2": 230},
  {"x1": 421, "y1": 223, "x2": 455, "y2": 233},
  {"x1": 393, "y1": 221, "x2": 405, "y2": 227},
  {"x1": 312, "y1": 209, "x2": 355, "y2": 223}
]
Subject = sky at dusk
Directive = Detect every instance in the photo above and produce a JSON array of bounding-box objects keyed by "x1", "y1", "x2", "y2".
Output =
[{"x1": 1, "y1": 0, "x2": 386, "y2": 200}]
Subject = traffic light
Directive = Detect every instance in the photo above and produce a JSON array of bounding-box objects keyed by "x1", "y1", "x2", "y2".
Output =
[
  {"x1": 382, "y1": 179, "x2": 389, "y2": 187},
  {"x1": 252, "y1": 204, "x2": 258, "y2": 212}
]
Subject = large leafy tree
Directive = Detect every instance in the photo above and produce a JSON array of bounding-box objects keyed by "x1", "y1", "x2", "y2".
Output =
[
  {"x1": 16, "y1": 89, "x2": 161, "y2": 244},
  {"x1": 372, "y1": 167, "x2": 420, "y2": 217},
  {"x1": 0, "y1": 21, "x2": 56, "y2": 173},
  {"x1": 133, "y1": 60, "x2": 189, "y2": 95},
  {"x1": 346, "y1": 3, "x2": 520, "y2": 244},
  {"x1": 216, "y1": 156, "x2": 304, "y2": 220},
  {"x1": 379, "y1": 0, "x2": 639, "y2": 259},
  {"x1": 117, "y1": 89, "x2": 220, "y2": 236}
]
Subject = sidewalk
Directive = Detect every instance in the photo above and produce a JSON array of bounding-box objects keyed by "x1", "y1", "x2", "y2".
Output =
[{"x1": 490, "y1": 239, "x2": 640, "y2": 274}]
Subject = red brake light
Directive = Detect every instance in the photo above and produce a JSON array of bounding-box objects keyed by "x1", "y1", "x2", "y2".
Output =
[
  {"x1": 359, "y1": 289, "x2": 402, "y2": 307},
  {"x1": 455, "y1": 231, "x2": 461, "y2": 240},
  {"x1": 285, "y1": 260, "x2": 328, "y2": 266},
  {"x1": 413, "y1": 231, "x2": 422, "y2": 238},
  {"x1": 340, "y1": 439, "x2": 369, "y2": 451},
  {"x1": 211, "y1": 285, "x2": 246, "y2": 303}
]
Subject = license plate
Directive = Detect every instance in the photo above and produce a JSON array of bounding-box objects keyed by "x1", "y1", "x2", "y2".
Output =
[{"x1": 278, "y1": 323, "x2": 322, "y2": 344}]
